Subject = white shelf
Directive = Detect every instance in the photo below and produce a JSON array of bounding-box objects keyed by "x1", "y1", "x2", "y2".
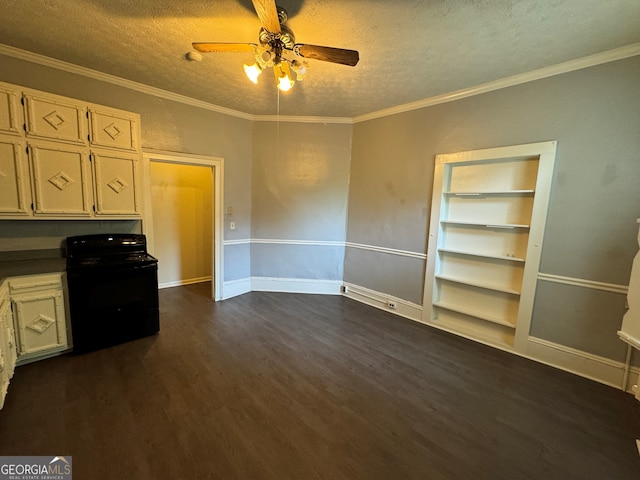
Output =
[
  {"x1": 441, "y1": 220, "x2": 530, "y2": 229},
  {"x1": 433, "y1": 301, "x2": 516, "y2": 329},
  {"x1": 430, "y1": 316, "x2": 515, "y2": 350},
  {"x1": 444, "y1": 190, "x2": 535, "y2": 196},
  {"x1": 425, "y1": 142, "x2": 557, "y2": 354},
  {"x1": 438, "y1": 248, "x2": 525, "y2": 263},
  {"x1": 435, "y1": 274, "x2": 521, "y2": 295}
]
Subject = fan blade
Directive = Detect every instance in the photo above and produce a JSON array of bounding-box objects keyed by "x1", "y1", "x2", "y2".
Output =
[
  {"x1": 295, "y1": 44, "x2": 359, "y2": 66},
  {"x1": 251, "y1": 0, "x2": 281, "y2": 33},
  {"x1": 192, "y1": 43, "x2": 257, "y2": 53}
]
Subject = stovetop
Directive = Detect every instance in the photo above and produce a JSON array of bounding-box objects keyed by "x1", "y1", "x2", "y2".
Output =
[{"x1": 66, "y1": 234, "x2": 156, "y2": 269}]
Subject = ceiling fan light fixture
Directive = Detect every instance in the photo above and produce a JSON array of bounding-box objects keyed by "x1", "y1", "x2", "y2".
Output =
[
  {"x1": 290, "y1": 60, "x2": 307, "y2": 81},
  {"x1": 274, "y1": 62, "x2": 295, "y2": 92},
  {"x1": 193, "y1": 0, "x2": 359, "y2": 93},
  {"x1": 243, "y1": 63, "x2": 263, "y2": 84}
]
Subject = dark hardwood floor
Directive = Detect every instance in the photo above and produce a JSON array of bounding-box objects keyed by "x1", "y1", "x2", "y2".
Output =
[{"x1": 1, "y1": 282, "x2": 639, "y2": 479}]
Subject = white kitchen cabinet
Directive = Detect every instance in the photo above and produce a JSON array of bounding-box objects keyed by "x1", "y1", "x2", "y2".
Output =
[
  {"x1": 0, "y1": 84, "x2": 21, "y2": 136},
  {"x1": 89, "y1": 107, "x2": 139, "y2": 152},
  {"x1": 23, "y1": 92, "x2": 87, "y2": 145},
  {"x1": 423, "y1": 142, "x2": 557, "y2": 351},
  {"x1": 0, "y1": 134, "x2": 30, "y2": 216},
  {"x1": 0, "y1": 81, "x2": 143, "y2": 220},
  {"x1": 92, "y1": 149, "x2": 141, "y2": 215},
  {"x1": 28, "y1": 140, "x2": 92, "y2": 217},
  {"x1": 9, "y1": 273, "x2": 68, "y2": 364},
  {"x1": 0, "y1": 280, "x2": 17, "y2": 409}
]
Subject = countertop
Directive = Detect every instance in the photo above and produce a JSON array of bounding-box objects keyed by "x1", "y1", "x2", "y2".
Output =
[{"x1": 0, "y1": 249, "x2": 66, "y2": 284}]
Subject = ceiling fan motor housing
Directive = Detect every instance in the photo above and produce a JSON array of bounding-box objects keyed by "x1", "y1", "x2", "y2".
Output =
[{"x1": 259, "y1": 24, "x2": 295, "y2": 51}]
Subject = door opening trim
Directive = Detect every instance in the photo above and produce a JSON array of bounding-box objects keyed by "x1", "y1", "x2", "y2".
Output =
[{"x1": 141, "y1": 149, "x2": 224, "y2": 301}]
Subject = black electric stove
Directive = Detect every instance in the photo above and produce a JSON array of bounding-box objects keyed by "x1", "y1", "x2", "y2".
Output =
[{"x1": 66, "y1": 234, "x2": 159, "y2": 353}]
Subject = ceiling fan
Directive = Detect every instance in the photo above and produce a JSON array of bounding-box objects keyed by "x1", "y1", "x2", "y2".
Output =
[{"x1": 192, "y1": 0, "x2": 359, "y2": 92}]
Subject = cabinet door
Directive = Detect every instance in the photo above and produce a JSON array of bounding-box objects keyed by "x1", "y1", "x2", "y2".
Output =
[
  {"x1": 12, "y1": 290, "x2": 67, "y2": 357},
  {"x1": 28, "y1": 140, "x2": 92, "y2": 216},
  {"x1": 89, "y1": 108, "x2": 138, "y2": 151},
  {"x1": 0, "y1": 286, "x2": 12, "y2": 409},
  {"x1": 92, "y1": 149, "x2": 140, "y2": 215},
  {"x1": 0, "y1": 134, "x2": 30, "y2": 216},
  {"x1": 1, "y1": 284, "x2": 17, "y2": 378},
  {"x1": 24, "y1": 93, "x2": 86, "y2": 145},
  {"x1": 0, "y1": 84, "x2": 21, "y2": 136},
  {"x1": 3, "y1": 319, "x2": 17, "y2": 379}
]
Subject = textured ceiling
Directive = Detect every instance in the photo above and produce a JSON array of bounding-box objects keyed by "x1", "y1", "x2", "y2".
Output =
[{"x1": 0, "y1": 0, "x2": 639, "y2": 118}]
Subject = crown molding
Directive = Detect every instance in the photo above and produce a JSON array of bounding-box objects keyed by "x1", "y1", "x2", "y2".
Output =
[
  {"x1": 253, "y1": 115, "x2": 353, "y2": 124},
  {"x1": 0, "y1": 44, "x2": 254, "y2": 121},
  {"x1": 1, "y1": 42, "x2": 638, "y2": 125},
  {"x1": 353, "y1": 43, "x2": 640, "y2": 123}
]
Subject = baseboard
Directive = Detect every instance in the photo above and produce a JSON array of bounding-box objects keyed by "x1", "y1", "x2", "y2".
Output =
[
  {"x1": 524, "y1": 336, "x2": 638, "y2": 391},
  {"x1": 251, "y1": 277, "x2": 342, "y2": 295},
  {"x1": 342, "y1": 282, "x2": 423, "y2": 322},
  {"x1": 341, "y1": 281, "x2": 640, "y2": 393},
  {"x1": 16, "y1": 347, "x2": 71, "y2": 366},
  {"x1": 158, "y1": 276, "x2": 211, "y2": 290},
  {"x1": 222, "y1": 278, "x2": 252, "y2": 299},
  {"x1": 222, "y1": 277, "x2": 640, "y2": 394}
]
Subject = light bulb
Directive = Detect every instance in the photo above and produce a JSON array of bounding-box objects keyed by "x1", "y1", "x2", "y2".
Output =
[
  {"x1": 243, "y1": 63, "x2": 262, "y2": 84},
  {"x1": 277, "y1": 75, "x2": 294, "y2": 92},
  {"x1": 274, "y1": 62, "x2": 295, "y2": 92}
]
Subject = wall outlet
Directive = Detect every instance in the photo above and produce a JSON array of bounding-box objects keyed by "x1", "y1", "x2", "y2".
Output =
[
  {"x1": 387, "y1": 300, "x2": 397, "y2": 310},
  {"x1": 341, "y1": 285, "x2": 348, "y2": 294},
  {"x1": 230, "y1": 222, "x2": 236, "y2": 230}
]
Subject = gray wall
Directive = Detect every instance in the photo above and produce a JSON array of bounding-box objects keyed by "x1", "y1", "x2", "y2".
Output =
[
  {"x1": 251, "y1": 121, "x2": 352, "y2": 279},
  {"x1": 2, "y1": 51, "x2": 639, "y2": 364},
  {"x1": 0, "y1": 54, "x2": 253, "y2": 282},
  {"x1": 345, "y1": 56, "x2": 640, "y2": 361}
]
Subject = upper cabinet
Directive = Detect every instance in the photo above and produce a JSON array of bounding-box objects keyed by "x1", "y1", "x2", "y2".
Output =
[
  {"x1": 0, "y1": 85, "x2": 21, "y2": 136},
  {"x1": 24, "y1": 93, "x2": 86, "y2": 145},
  {"x1": 92, "y1": 149, "x2": 140, "y2": 216},
  {"x1": 0, "y1": 81, "x2": 143, "y2": 220},
  {"x1": 89, "y1": 108, "x2": 138, "y2": 151},
  {"x1": 0, "y1": 134, "x2": 29, "y2": 216},
  {"x1": 28, "y1": 140, "x2": 93, "y2": 217}
]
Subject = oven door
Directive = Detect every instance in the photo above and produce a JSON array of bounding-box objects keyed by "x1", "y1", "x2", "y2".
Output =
[{"x1": 67, "y1": 262, "x2": 159, "y2": 353}]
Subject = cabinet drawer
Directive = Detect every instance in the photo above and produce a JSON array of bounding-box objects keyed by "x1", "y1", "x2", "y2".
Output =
[
  {"x1": 89, "y1": 108, "x2": 138, "y2": 151},
  {"x1": 9, "y1": 273, "x2": 63, "y2": 295},
  {"x1": 24, "y1": 93, "x2": 87, "y2": 145}
]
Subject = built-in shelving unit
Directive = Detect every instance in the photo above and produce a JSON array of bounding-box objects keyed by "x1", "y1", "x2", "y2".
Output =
[{"x1": 423, "y1": 142, "x2": 557, "y2": 351}]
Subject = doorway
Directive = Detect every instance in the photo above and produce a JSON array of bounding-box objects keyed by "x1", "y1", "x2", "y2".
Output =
[{"x1": 142, "y1": 151, "x2": 224, "y2": 301}]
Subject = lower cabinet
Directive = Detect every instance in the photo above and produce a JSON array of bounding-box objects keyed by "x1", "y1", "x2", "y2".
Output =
[
  {"x1": 0, "y1": 280, "x2": 17, "y2": 409},
  {"x1": 0, "y1": 273, "x2": 69, "y2": 410},
  {"x1": 9, "y1": 273, "x2": 68, "y2": 365}
]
